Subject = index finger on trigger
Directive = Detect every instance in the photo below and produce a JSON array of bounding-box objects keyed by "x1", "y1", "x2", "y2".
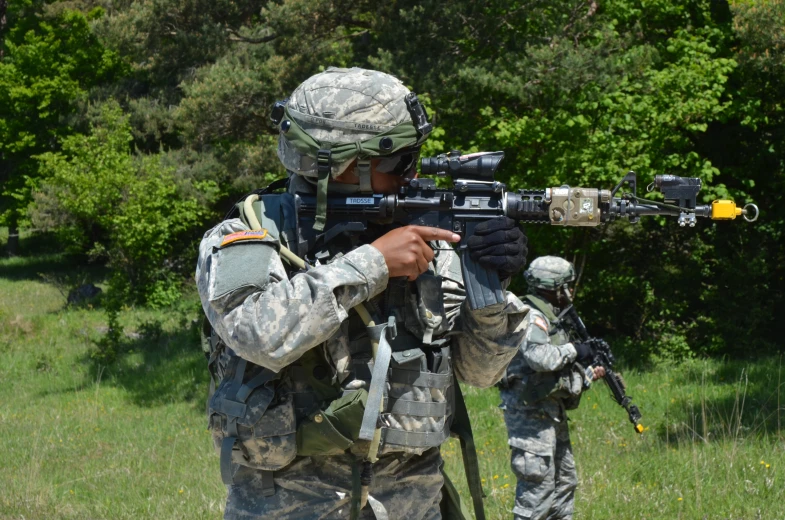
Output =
[{"x1": 410, "y1": 226, "x2": 461, "y2": 243}]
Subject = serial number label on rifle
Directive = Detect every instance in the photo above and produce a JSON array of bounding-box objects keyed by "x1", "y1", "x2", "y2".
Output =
[{"x1": 346, "y1": 197, "x2": 375, "y2": 205}]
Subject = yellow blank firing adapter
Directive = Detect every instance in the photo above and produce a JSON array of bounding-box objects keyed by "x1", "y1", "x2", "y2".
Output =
[
  {"x1": 635, "y1": 423, "x2": 644, "y2": 434},
  {"x1": 711, "y1": 200, "x2": 759, "y2": 222}
]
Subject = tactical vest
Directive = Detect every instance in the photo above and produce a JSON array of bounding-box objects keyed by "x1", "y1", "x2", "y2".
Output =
[
  {"x1": 203, "y1": 188, "x2": 458, "y2": 487},
  {"x1": 503, "y1": 294, "x2": 585, "y2": 410}
]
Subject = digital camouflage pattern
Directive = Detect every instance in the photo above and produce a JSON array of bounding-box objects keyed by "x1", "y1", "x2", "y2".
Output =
[
  {"x1": 277, "y1": 67, "x2": 414, "y2": 178},
  {"x1": 199, "y1": 63, "x2": 531, "y2": 520},
  {"x1": 500, "y1": 310, "x2": 580, "y2": 520},
  {"x1": 196, "y1": 214, "x2": 531, "y2": 518},
  {"x1": 523, "y1": 255, "x2": 576, "y2": 292},
  {"x1": 501, "y1": 407, "x2": 576, "y2": 520},
  {"x1": 226, "y1": 449, "x2": 444, "y2": 520},
  {"x1": 501, "y1": 256, "x2": 586, "y2": 520},
  {"x1": 198, "y1": 218, "x2": 390, "y2": 374},
  {"x1": 197, "y1": 218, "x2": 528, "y2": 382}
]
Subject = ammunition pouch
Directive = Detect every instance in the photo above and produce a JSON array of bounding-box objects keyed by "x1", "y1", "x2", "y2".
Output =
[
  {"x1": 296, "y1": 389, "x2": 368, "y2": 456},
  {"x1": 519, "y1": 363, "x2": 585, "y2": 410},
  {"x1": 208, "y1": 356, "x2": 297, "y2": 486}
]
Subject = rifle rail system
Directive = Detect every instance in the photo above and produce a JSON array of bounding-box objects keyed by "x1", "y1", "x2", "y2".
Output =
[{"x1": 292, "y1": 150, "x2": 758, "y2": 311}]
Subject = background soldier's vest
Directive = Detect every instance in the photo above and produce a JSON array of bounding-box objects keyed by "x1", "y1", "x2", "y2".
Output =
[
  {"x1": 203, "y1": 191, "x2": 457, "y2": 486},
  {"x1": 504, "y1": 294, "x2": 584, "y2": 410}
]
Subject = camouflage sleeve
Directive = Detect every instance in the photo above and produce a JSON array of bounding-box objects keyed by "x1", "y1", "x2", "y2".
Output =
[
  {"x1": 452, "y1": 297, "x2": 532, "y2": 388},
  {"x1": 196, "y1": 219, "x2": 389, "y2": 372},
  {"x1": 519, "y1": 309, "x2": 578, "y2": 372},
  {"x1": 432, "y1": 244, "x2": 530, "y2": 389}
]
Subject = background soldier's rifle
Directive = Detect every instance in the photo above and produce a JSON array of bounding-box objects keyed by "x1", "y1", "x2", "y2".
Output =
[
  {"x1": 292, "y1": 150, "x2": 758, "y2": 310},
  {"x1": 556, "y1": 288, "x2": 644, "y2": 434}
]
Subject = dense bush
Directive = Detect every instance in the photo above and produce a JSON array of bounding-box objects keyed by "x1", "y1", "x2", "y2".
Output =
[{"x1": 33, "y1": 102, "x2": 218, "y2": 306}]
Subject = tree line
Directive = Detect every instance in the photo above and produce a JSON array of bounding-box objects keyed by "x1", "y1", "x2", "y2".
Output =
[{"x1": 1, "y1": 0, "x2": 782, "y2": 360}]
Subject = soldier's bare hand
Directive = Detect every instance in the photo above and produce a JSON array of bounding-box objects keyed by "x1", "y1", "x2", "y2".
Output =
[
  {"x1": 372, "y1": 226, "x2": 460, "y2": 281},
  {"x1": 591, "y1": 366, "x2": 606, "y2": 380}
]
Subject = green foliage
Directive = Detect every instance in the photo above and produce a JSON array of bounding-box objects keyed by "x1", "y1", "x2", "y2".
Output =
[
  {"x1": 0, "y1": 4, "x2": 125, "y2": 229},
  {"x1": 92, "y1": 303, "x2": 123, "y2": 365},
  {"x1": 34, "y1": 102, "x2": 218, "y2": 306},
  {"x1": 0, "y1": 0, "x2": 781, "y2": 359}
]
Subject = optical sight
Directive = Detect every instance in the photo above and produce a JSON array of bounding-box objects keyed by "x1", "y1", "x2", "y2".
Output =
[{"x1": 420, "y1": 150, "x2": 504, "y2": 180}]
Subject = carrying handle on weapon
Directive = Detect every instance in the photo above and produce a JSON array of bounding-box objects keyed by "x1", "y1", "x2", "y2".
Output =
[{"x1": 459, "y1": 221, "x2": 506, "y2": 310}]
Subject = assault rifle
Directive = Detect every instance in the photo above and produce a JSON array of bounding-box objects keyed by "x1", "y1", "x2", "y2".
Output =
[
  {"x1": 556, "y1": 288, "x2": 644, "y2": 434},
  {"x1": 293, "y1": 150, "x2": 758, "y2": 311}
]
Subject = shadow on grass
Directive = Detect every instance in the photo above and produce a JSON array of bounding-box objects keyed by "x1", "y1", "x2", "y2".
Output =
[
  {"x1": 0, "y1": 232, "x2": 108, "y2": 286},
  {"x1": 657, "y1": 357, "x2": 785, "y2": 444},
  {"x1": 91, "y1": 317, "x2": 210, "y2": 411},
  {"x1": 35, "y1": 308, "x2": 211, "y2": 413}
]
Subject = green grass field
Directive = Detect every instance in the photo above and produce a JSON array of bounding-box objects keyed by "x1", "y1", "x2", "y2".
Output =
[{"x1": 2, "y1": 240, "x2": 784, "y2": 519}]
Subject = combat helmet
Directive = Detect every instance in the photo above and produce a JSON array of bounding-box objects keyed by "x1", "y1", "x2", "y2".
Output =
[
  {"x1": 523, "y1": 256, "x2": 576, "y2": 291},
  {"x1": 271, "y1": 67, "x2": 432, "y2": 229}
]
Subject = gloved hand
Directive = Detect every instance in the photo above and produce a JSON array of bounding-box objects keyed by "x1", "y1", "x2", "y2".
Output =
[
  {"x1": 466, "y1": 217, "x2": 528, "y2": 280},
  {"x1": 573, "y1": 341, "x2": 595, "y2": 363}
]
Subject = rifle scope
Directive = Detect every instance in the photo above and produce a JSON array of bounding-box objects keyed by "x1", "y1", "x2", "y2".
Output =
[{"x1": 420, "y1": 150, "x2": 504, "y2": 180}]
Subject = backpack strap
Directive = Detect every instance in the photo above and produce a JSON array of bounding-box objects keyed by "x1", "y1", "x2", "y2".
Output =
[{"x1": 523, "y1": 294, "x2": 559, "y2": 325}]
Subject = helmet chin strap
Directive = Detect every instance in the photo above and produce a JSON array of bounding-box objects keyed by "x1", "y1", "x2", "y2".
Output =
[
  {"x1": 313, "y1": 148, "x2": 332, "y2": 231},
  {"x1": 356, "y1": 159, "x2": 373, "y2": 194}
]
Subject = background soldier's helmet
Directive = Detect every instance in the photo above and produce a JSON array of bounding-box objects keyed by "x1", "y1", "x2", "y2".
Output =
[
  {"x1": 523, "y1": 256, "x2": 576, "y2": 291},
  {"x1": 273, "y1": 67, "x2": 432, "y2": 179}
]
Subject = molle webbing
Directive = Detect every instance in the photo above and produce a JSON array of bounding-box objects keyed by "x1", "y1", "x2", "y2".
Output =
[
  {"x1": 388, "y1": 370, "x2": 452, "y2": 389},
  {"x1": 216, "y1": 357, "x2": 278, "y2": 488},
  {"x1": 286, "y1": 324, "x2": 454, "y2": 451},
  {"x1": 387, "y1": 397, "x2": 447, "y2": 417},
  {"x1": 347, "y1": 328, "x2": 424, "y2": 356},
  {"x1": 382, "y1": 428, "x2": 450, "y2": 448}
]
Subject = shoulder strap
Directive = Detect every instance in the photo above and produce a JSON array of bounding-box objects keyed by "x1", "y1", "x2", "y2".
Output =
[
  {"x1": 201, "y1": 316, "x2": 223, "y2": 401},
  {"x1": 523, "y1": 294, "x2": 559, "y2": 323},
  {"x1": 224, "y1": 177, "x2": 290, "y2": 221},
  {"x1": 237, "y1": 191, "x2": 298, "y2": 253},
  {"x1": 450, "y1": 375, "x2": 487, "y2": 520}
]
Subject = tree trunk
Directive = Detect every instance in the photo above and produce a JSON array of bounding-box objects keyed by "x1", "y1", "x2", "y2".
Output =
[{"x1": 6, "y1": 222, "x2": 19, "y2": 256}]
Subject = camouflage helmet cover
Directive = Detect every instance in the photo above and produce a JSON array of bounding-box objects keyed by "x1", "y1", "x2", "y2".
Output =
[
  {"x1": 277, "y1": 67, "x2": 420, "y2": 178},
  {"x1": 524, "y1": 256, "x2": 576, "y2": 291}
]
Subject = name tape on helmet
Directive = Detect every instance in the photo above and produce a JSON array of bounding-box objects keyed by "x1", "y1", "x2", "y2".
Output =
[{"x1": 287, "y1": 109, "x2": 396, "y2": 133}]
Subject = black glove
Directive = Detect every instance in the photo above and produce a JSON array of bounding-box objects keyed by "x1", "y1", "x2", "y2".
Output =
[
  {"x1": 466, "y1": 216, "x2": 528, "y2": 280},
  {"x1": 573, "y1": 342, "x2": 595, "y2": 363}
]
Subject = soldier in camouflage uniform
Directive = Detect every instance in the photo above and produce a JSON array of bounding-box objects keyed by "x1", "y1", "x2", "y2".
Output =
[
  {"x1": 196, "y1": 67, "x2": 533, "y2": 519},
  {"x1": 499, "y1": 256, "x2": 604, "y2": 520}
]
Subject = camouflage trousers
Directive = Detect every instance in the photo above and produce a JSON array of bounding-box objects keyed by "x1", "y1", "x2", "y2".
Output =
[
  {"x1": 501, "y1": 393, "x2": 577, "y2": 520},
  {"x1": 225, "y1": 448, "x2": 443, "y2": 519}
]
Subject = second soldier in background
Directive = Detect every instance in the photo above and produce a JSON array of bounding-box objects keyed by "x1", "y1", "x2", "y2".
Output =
[{"x1": 499, "y1": 256, "x2": 605, "y2": 520}]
